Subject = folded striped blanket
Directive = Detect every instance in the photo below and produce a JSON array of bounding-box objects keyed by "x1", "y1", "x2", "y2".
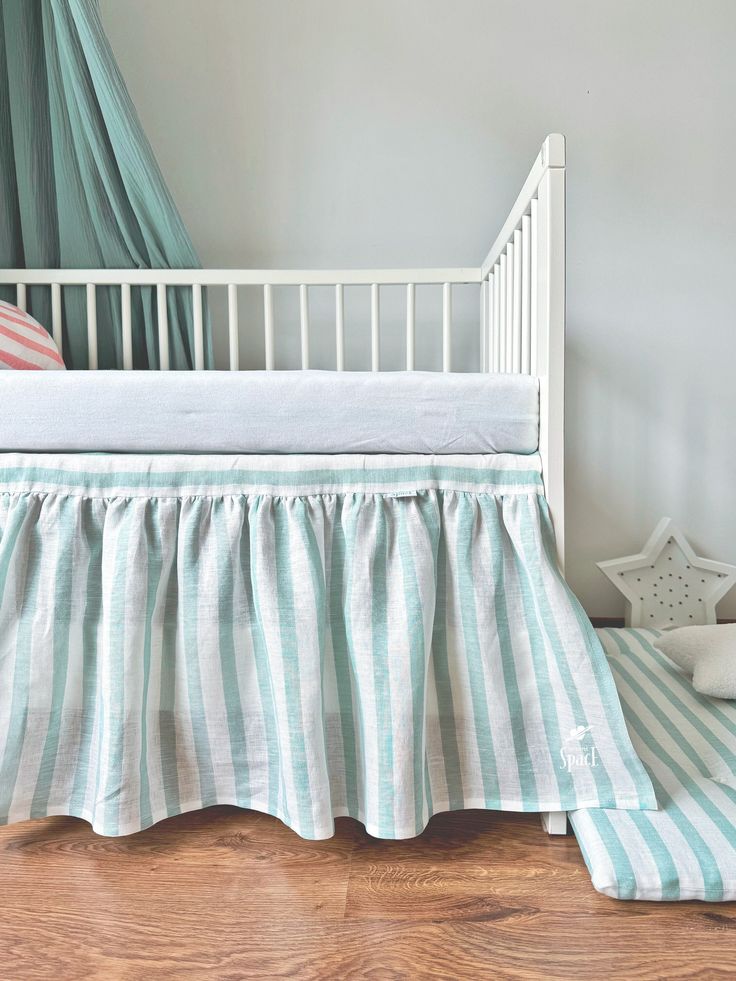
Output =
[
  {"x1": 0, "y1": 453, "x2": 655, "y2": 839},
  {"x1": 571, "y1": 629, "x2": 736, "y2": 901}
]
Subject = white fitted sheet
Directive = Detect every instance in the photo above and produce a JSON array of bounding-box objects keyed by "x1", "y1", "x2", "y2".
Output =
[{"x1": 0, "y1": 369, "x2": 539, "y2": 454}]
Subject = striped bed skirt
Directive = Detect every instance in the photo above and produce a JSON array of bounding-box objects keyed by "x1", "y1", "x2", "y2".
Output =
[{"x1": 0, "y1": 452, "x2": 655, "y2": 839}]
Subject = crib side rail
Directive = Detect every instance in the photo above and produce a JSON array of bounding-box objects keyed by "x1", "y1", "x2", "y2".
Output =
[
  {"x1": 0, "y1": 267, "x2": 481, "y2": 373},
  {"x1": 479, "y1": 133, "x2": 566, "y2": 567}
]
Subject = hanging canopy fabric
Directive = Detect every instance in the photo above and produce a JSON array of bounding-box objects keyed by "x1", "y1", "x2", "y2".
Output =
[{"x1": 0, "y1": 0, "x2": 210, "y2": 368}]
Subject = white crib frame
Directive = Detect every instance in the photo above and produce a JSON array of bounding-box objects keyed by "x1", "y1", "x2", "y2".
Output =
[{"x1": 0, "y1": 133, "x2": 567, "y2": 833}]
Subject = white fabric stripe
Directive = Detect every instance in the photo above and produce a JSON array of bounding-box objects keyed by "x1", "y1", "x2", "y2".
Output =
[
  {"x1": 443, "y1": 502, "x2": 483, "y2": 805},
  {"x1": 347, "y1": 500, "x2": 382, "y2": 834},
  {"x1": 288, "y1": 498, "x2": 332, "y2": 835},
  {"x1": 496, "y1": 526, "x2": 558, "y2": 802},
  {"x1": 196, "y1": 500, "x2": 238, "y2": 803},
  {"x1": 471, "y1": 502, "x2": 523, "y2": 805},
  {"x1": 7, "y1": 502, "x2": 61, "y2": 821},
  {"x1": 172, "y1": 500, "x2": 203, "y2": 812},
  {"x1": 143, "y1": 503, "x2": 175, "y2": 822},
  {"x1": 386, "y1": 498, "x2": 420, "y2": 832},
  {"x1": 47, "y1": 505, "x2": 90, "y2": 812},
  {"x1": 251, "y1": 499, "x2": 298, "y2": 829}
]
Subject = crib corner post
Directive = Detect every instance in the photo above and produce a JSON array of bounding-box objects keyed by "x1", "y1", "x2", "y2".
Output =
[{"x1": 541, "y1": 810, "x2": 568, "y2": 835}]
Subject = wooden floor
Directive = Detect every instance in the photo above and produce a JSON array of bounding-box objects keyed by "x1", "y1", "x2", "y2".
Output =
[{"x1": 2, "y1": 807, "x2": 735, "y2": 980}]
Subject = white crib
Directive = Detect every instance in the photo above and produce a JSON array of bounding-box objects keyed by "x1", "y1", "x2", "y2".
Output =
[
  {"x1": 0, "y1": 135, "x2": 565, "y2": 574},
  {"x1": 0, "y1": 135, "x2": 588, "y2": 838}
]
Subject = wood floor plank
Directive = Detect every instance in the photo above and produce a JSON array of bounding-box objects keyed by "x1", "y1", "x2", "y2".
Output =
[{"x1": 1, "y1": 806, "x2": 735, "y2": 980}]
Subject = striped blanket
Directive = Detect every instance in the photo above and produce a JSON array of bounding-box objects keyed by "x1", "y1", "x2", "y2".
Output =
[
  {"x1": 0, "y1": 453, "x2": 655, "y2": 839},
  {"x1": 572, "y1": 629, "x2": 736, "y2": 901}
]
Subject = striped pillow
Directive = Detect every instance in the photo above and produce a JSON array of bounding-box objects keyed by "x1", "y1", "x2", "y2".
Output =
[{"x1": 0, "y1": 301, "x2": 65, "y2": 370}]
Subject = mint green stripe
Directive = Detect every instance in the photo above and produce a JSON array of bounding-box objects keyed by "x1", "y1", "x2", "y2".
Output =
[
  {"x1": 0, "y1": 503, "x2": 43, "y2": 819},
  {"x1": 396, "y1": 499, "x2": 429, "y2": 832},
  {"x1": 213, "y1": 503, "x2": 250, "y2": 801},
  {"x1": 69, "y1": 500, "x2": 103, "y2": 814},
  {"x1": 100, "y1": 512, "x2": 134, "y2": 834},
  {"x1": 424, "y1": 497, "x2": 464, "y2": 809},
  {"x1": 181, "y1": 502, "x2": 217, "y2": 805},
  {"x1": 371, "y1": 502, "x2": 395, "y2": 836},
  {"x1": 296, "y1": 505, "x2": 330, "y2": 803},
  {"x1": 587, "y1": 811, "x2": 638, "y2": 899},
  {"x1": 272, "y1": 501, "x2": 315, "y2": 837},
  {"x1": 483, "y1": 500, "x2": 538, "y2": 806},
  {"x1": 626, "y1": 810, "x2": 682, "y2": 900},
  {"x1": 455, "y1": 494, "x2": 500, "y2": 805},
  {"x1": 137, "y1": 502, "x2": 164, "y2": 828},
  {"x1": 328, "y1": 498, "x2": 360, "y2": 815},
  {"x1": 0, "y1": 463, "x2": 542, "y2": 493},
  {"x1": 245, "y1": 499, "x2": 286, "y2": 821},
  {"x1": 31, "y1": 499, "x2": 77, "y2": 815},
  {"x1": 158, "y1": 517, "x2": 182, "y2": 818}
]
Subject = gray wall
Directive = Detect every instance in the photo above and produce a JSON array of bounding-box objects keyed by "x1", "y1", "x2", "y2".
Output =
[{"x1": 100, "y1": 0, "x2": 736, "y2": 617}]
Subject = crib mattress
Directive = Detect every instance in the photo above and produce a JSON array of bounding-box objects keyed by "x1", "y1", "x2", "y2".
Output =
[
  {"x1": 0, "y1": 369, "x2": 539, "y2": 454},
  {"x1": 571, "y1": 628, "x2": 736, "y2": 901}
]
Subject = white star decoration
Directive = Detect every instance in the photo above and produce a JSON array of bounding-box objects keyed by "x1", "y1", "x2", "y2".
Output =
[{"x1": 597, "y1": 517, "x2": 736, "y2": 629}]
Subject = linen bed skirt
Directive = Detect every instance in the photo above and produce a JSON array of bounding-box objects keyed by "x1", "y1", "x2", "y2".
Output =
[{"x1": 0, "y1": 452, "x2": 656, "y2": 839}]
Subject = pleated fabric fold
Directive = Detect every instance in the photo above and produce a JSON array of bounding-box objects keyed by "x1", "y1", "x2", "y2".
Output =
[{"x1": 0, "y1": 453, "x2": 656, "y2": 838}]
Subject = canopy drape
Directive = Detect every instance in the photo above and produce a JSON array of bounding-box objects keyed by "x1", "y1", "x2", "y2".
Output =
[{"x1": 0, "y1": 0, "x2": 211, "y2": 368}]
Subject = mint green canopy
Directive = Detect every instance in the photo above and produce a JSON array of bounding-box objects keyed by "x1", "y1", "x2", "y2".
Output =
[{"x1": 0, "y1": 0, "x2": 210, "y2": 368}]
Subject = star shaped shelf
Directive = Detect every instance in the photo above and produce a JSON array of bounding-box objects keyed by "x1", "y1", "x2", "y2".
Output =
[{"x1": 597, "y1": 517, "x2": 736, "y2": 629}]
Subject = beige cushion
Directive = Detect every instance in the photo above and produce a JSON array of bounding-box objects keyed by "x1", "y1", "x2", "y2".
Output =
[{"x1": 654, "y1": 625, "x2": 736, "y2": 699}]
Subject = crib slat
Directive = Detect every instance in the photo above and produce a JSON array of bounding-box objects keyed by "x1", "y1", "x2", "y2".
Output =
[
  {"x1": 299, "y1": 284, "x2": 310, "y2": 369},
  {"x1": 479, "y1": 281, "x2": 487, "y2": 372},
  {"x1": 157, "y1": 283, "x2": 169, "y2": 370},
  {"x1": 228, "y1": 284, "x2": 239, "y2": 370},
  {"x1": 505, "y1": 243, "x2": 514, "y2": 372},
  {"x1": 371, "y1": 283, "x2": 380, "y2": 372},
  {"x1": 16, "y1": 283, "x2": 26, "y2": 311},
  {"x1": 335, "y1": 284, "x2": 345, "y2": 371},
  {"x1": 530, "y1": 198, "x2": 539, "y2": 374},
  {"x1": 498, "y1": 254, "x2": 507, "y2": 372},
  {"x1": 192, "y1": 284, "x2": 205, "y2": 370},
  {"x1": 521, "y1": 214, "x2": 532, "y2": 374},
  {"x1": 406, "y1": 283, "x2": 415, "y2": 370},
  {"x1": 121, "y1": 283, "x2": 133, "y2": 370},
  {"x1": 86, "y1": 283, "x2": 98, "y2": 370},
  {"x1": 442, "y1": 282, "x2": 452, "y2": 372},
  {"x1": 51, "y1": 283, "x2": 63, "y2": 356},
  {"x1": 488, "y1": 272, "x2": 494, "y2": 371},
  {"x1": 512, "y1": 228, "x2": 522, "y2": 373},
  {"x1": 492, "y1": 267, "x2": 500, "y2": 371},
  {"x1": 264, "y1": 283, "x2": 275, "y2": 370}
]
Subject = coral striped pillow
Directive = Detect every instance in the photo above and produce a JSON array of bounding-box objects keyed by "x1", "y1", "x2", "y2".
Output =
[{"x1": 0, "y1": 301, "x2": 65, "y2": 370}]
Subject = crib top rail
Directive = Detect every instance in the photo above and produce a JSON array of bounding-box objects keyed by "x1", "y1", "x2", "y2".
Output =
[{"x1": 0, "y1": 268, "x2": 481, "y2": 287}]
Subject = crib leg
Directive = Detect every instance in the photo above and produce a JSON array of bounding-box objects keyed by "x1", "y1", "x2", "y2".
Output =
[{"x1": 541, "y1": 811, "x2": 568, "y2": 835}]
